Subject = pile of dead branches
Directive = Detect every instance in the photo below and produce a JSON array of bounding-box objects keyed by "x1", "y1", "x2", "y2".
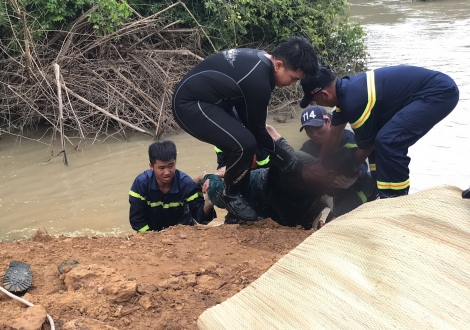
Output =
[
  {"x1": 0, "y1": 2, "x2": 214, "y2": 148},
  {"x1": 0, "y1": 1, "x2": 300, "y2": 149}
]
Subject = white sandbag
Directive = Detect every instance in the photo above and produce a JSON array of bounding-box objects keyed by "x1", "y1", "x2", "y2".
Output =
[{"x1": 198, "y1": 185, "x2": 470, "y2": 330}]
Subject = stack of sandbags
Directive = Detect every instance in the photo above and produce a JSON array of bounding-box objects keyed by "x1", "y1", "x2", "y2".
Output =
[{"x1": 198, "y1": 185, "x2": 470, "y2": 329}]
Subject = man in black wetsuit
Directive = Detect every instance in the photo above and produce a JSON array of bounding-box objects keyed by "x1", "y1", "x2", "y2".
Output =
[{"x1": 172, "y1": 37, "x2": 318, "y2": 222}]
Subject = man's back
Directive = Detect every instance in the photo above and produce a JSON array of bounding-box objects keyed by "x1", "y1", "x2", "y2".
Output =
[
  {"x1": 174, "y1": 49, "x2": 274, "y2": 121},
  {"x1": 333, "y1": 65, "x2": 455, "y2": 149}
]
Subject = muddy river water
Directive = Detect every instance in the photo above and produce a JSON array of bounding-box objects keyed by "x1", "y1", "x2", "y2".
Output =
[{"x1": 1, "y1": 0, "x2": 469, "y2": 240}]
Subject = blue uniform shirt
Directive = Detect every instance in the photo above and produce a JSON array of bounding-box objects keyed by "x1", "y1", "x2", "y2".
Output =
[
  {"x1": 129, "y1": 169, "x2": 215, "y2": 231},
  {"x1": 332, "y1": 65, "x2": 457, "y2": 149}
]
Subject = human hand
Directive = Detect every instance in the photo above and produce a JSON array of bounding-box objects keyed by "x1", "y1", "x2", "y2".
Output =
[
  {"x1": 203, "y1": 180, "x2": 213, "y2": 207},
  {"x1": 202, "y1": 179, "x2": 210, "y2": 194},
  {"x1": 333, "y1": 173, "x2": 360, "y2": 189},
  {"x1": 266, "y1": 124, "x2": 281, "y2": 141},
  {"x1": 215, "y1": 166, "x2": 226, "y2": 178}
]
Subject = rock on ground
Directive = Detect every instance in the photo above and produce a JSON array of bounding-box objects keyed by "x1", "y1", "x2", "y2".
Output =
[
  {"x1": 63, "y1": 317, "x2": 119, "y2": 330},
  {"x1": 10, "y1": 305, "x2": 47, "y2": 330}
]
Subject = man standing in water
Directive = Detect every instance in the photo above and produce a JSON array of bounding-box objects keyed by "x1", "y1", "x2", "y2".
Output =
[
  {"x1": 129, "y1": 141, "x2": 215, "y2": 232},
  {"x1": 299, "y1": 65, "x2": 459, "y2": 198},
  {"x1": 172, "y1": 37, "x2": 318, "y2": 222}
]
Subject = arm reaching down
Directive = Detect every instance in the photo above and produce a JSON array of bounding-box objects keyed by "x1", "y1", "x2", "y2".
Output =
[
  {"x1": 356, "y1": 145, "x2": 375, "y2": 165},
  {"x1": 320, "y1": 123, "x2": 347, "y2": 157}
]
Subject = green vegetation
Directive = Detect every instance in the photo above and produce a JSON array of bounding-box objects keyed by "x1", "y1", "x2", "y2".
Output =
[
  {"x1": 1, "y1": 0, "x2": 366, "y2": 73},
  {"x1": 0, "y1": 0, "x2": 366, "y2": 140}
]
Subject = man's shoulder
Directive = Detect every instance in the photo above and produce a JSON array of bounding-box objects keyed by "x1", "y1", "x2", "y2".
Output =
[
  {"x1": 174, "y1": 170, "x2": 198, "y2": 190},
  {"x1": 134, "y1": 169, "x2": 153, "y2": 183},
  {"x1": 131, "y1": 170, "x2": 154, "y2": 194},
  {"x1": 339, "y1": 74, "x2": 367, "y2": 103}
]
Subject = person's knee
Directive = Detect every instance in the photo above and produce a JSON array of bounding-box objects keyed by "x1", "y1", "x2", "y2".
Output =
[
  {"x1": 238, "y1": 135, "x2": 257, "y2": 158},
  {"x1": 374, "y1": 135, "x2": 387, "y2": 155}
]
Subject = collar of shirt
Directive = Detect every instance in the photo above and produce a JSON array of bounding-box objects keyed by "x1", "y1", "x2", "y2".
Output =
[
  {"x1": 335, "y1": 76, "x2": 351, "y2": 110},
  {"x1": 148, "y1": 169, "x2": 180, "y2": 194}
]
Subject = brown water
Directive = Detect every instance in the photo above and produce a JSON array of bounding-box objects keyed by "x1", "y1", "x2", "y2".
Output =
[{"x1": 1, "y1": 0, "x2": 469, "y2": 240}]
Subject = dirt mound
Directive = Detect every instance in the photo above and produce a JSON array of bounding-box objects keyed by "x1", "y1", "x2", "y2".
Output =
[{"x1": 0, "y1": 220, "x2": 313, "y2": 329}]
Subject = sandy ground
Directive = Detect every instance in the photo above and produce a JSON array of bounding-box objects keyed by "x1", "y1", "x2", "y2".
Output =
[{"x1": 0, "y1": 220, "x2": 313, "y2": 329}]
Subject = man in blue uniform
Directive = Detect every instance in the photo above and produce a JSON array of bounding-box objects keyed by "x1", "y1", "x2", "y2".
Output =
[
  {"x1": 173, "y1": 36, "x2": 318, "y2": 221},
  {"x1": 299, "y1": 65, "x2": 459, "y2": 198},
  {"x1": 129, "y1": 141, "x2": 216, "y2": 232},
  {"x1": 299, "y1": 106, "x2": 377, "y2": 218}
]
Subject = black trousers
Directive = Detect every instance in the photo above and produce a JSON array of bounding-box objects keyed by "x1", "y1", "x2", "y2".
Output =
[{"x1": 173, "y1": 100, "x2": 256, "y2": 188}]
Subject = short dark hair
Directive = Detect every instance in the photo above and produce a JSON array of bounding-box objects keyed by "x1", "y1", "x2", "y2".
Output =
[
  {"x1": 272, "y1": 36, "x2": 319, "y2": 76},
  {"x1": 321, "y1": 147, "x2": 359, "y2": 178},
  {"x1": 148, "y1": 140, "x2": 177, "y2": 164}
]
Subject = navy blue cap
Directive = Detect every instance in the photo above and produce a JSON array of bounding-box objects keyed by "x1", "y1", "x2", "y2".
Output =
[
  {"x1": 300, "y1": 106, "x2": 329, "y2": 131},
  {"x1": 299, "y1": 66, "x2": 336, "y2": 108}
]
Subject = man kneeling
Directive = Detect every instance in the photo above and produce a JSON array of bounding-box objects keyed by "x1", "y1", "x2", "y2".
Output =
[{"x1": 197, "y1": 126, "x2": 359, "y2": 229}]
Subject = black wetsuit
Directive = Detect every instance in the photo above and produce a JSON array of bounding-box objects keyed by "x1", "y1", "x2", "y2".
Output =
[{"x1": 172, "y1": 48, "x2": 290, "y2": 187}]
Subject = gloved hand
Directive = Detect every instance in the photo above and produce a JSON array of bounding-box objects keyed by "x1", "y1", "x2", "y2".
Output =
[{"x1": 333, "y1": 174, "x2": 360, "y2": 189}]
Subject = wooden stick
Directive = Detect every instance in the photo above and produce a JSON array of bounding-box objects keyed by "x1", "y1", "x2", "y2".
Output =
[
  {"x1": 132, "y1": 49, "x2": 204, "y2": 61},
  {"x1": 60, "y1": 83, "x2": 155, "y2": 137},
  {"x1": 21, "y1": 12, "x2": 31, "y2": 74},
  {"x1": 86, "y1": 68, "x2": 158, "y2": 126},
  {"x1": 177, "y1": 1, "x2": 217, "y2": 53},
  {"x1": 54, "y1": 63, "x2": 68, "y2": 165}
]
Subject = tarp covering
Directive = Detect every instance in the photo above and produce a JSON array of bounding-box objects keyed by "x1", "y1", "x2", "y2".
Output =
[{"x1": 198, "y1": 185, "x2": 470, "y2": 330}]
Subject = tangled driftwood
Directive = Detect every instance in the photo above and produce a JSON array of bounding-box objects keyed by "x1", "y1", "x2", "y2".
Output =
[{"x1": 0, "y1": 1, "x2": 300, "y2": 156}]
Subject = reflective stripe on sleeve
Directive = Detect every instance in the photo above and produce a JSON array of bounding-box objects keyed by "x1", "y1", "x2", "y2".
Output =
[
  {"x1": 369, "y1": 164, "x2": 376, "y2": 171},
  {"x1": 138, "y1": 225, "x2": 150, "y2": 232},
  {"x1": 344, "y1": 143, "x2": 358, "y2": 149},
  {"x1": 129, "y1": 190, "x2": 146, "y2": 201},
  {"x1": 356, "y1": 190, "x2": 367, "y2": 203},
  {"x1": 256, "y1": 155, "x2": 270, "y2": 166},
  {"x1": 351, "y1": 71, "x2": 376, "y2": 130},
  {"x1": 186, "y1": 192, "x2": 201, "y2": 202},
  {"x1": 377, "y1": 179, "x2": 410, "y2": 190},
  {"x1": 214, "y1": 146, "x2": 223, "y2": 153}
]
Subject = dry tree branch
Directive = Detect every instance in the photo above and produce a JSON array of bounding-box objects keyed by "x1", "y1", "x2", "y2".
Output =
[{"x1": 60, "y1": 83, "x2": 154, "y2": 137}]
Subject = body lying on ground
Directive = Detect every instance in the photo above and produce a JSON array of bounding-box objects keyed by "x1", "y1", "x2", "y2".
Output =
[{"x1": 196, "y1": 126, "x2": 360, "y2": 229}]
